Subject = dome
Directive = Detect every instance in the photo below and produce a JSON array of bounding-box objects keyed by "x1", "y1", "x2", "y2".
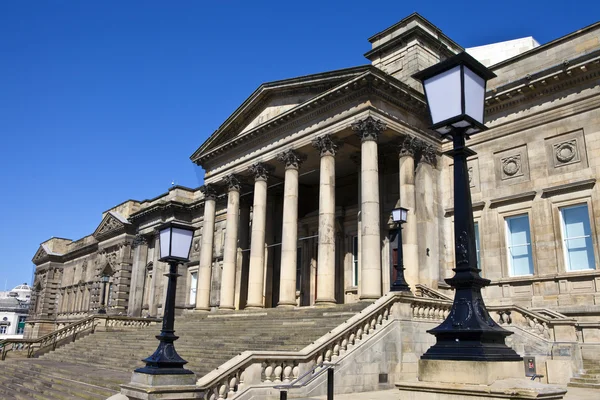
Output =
[{"x1": 13, "y1": 284, "x2": 32, "y2": 291}]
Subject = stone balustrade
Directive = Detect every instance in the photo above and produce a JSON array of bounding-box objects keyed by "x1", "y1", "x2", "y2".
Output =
[
  {"x1": 196, "y1": 294, "x2": 398, "y2": 399},
  {"x1": 0, "y1": 315, "x2": 160, "y2": 360}
]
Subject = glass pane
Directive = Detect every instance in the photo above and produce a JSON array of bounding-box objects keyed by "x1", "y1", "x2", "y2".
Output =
[
  {"x1": 190, "y1": 272, "x2": 197, "y2": 305},
  {"x1": 510, "y1": 249, "x2": 534, "y2": 275},
  {"x1": 464, "y1": 66, "x2": 485, "y2": 124},
  {"x1": 159, "y1": 228, "x2": 171, "y2": 259},
  {"x1": 563, "y1": 205, "x2": 591, "y2": 239},
  {"x1": 508, "y1": 216, "x2": 530, "y2": 246},
  {"x1": 423, "y1": 66, "x2": 462, "y2": 124},
  {"x1": 171, "y1": 228, "x2": 193, "y2": 259},
  {"x1": 565, "y1": 237, "x2": 595, "y2": 270},
  {"x1": 353, "y1": 236, "x2": 359, "y2": 286}
]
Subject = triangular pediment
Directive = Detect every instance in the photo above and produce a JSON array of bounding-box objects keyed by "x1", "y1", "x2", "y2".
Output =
[
  {"x1": 93, "y1": 211, "x2": 129, "y2": 239},
  {"x1": 32, "y1": 246, "x2": 49, "y2": 264},
  {"x1": 191, "y1": 66, "x2": 372, "y2": 163},
  {"x1": 191, "y1": 67, "x2": 427, "y2": 166}
]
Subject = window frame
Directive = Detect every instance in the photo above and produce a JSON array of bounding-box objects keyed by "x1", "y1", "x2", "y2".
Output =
[
  {"x1": 352, "y1": 235, "x2": 359, "y2": 287},
  {"x1": 559, "y1": 203, "x2": 597, "y2": 272},
  {"x1": 504, "y1": 213, "x2": 535, "y2": 277}
]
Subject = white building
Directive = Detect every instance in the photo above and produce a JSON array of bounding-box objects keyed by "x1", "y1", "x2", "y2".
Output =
[{"x1": 0, "y1": 284, "x2": 31, "y2": 339}]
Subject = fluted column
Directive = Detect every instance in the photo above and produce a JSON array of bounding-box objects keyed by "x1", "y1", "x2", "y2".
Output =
[
  {"x1": 398, "y1": 135, "x2": 421, "y2": 291},
  {"x1": 196, "y1": 184, "x2": 217, "y2": 311},
  {"x1": 312, "y1": 135, "x2": 338, "y2": 305},
  {"x1": 416, "y1": 144, "x2": 438, "y2": 287},
  {"x1": 277, "y1": 150, "x2": 305, "y2": 307},
  {"x1": 220, "y1": 175, "x2": 241, "y2": 310},
  {"x1": 352, "y1": 117, "x2": 385, "y2": 300},
  {"x1": 246, "y1": 163, "x2": 270, "y2": 309}
]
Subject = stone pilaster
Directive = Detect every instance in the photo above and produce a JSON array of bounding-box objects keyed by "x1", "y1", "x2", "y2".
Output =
[
  {"x1": 246, "y1": 163, "x2": 271, "y2": 309},
  {"x1": 196, "y1": 184, "x2": 217, "y2": 311},
  {"x1": 129, "y1": 234, "x2": 148, "y2": 317},
  {"x1": 312, "y1": 135, "x2": 338, "y2": 305},
  {"x1": 277, "y1": 150, "x2": 305, "y2": 307},
  {"x1": 352, "y1": 117, "x2": 386, "y2": 300},
  {"x1": 398, "y1": 135, "x2": 421, "y2": 291},
  {"x1": 220, "y1": 174, "x2": 241, "y2": 310},
  {"x1": 416, "y1": 144, "x2": 438, "y2": 288}
]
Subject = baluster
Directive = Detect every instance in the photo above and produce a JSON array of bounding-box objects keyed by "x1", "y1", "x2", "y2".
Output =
[
  {"x1": 333, "y1": 343, "x2": 340, "y2": 357},
  {"x1": 377, "y1": 314, "x2": 383, "y2": 325},
  {"x1": 264, "y1": 363, "x2": 273, "y2": 382},
  {"x1": 349, "y1": 332, "x2": 356, "y2": 345},
  {"x1": 325, "y1": 349, "x2": 332, "y2": 362},
  {"x1": 283, "y1": 365, "x2": 293, "y2": 383},
  {"x1": 218, "y1": 382, "x2": 227, "y2": 399},
  {"x1": 274, "y1": 365, "x2": 283, "y2": 382},
  {"x1": 292, "y1": 365, "x2": 299, "y2": 380},
  {"x1": 228, "y1": 375, "x2": 237, "y2": 397},
  {"x1": 341, "y1": 338, "x2": 348, "y2": 353}
]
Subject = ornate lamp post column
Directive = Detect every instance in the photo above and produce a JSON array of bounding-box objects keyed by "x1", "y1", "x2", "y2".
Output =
[
  {"x1": 413, "y1": 53, "x2": 522, "y2": 362},
  {"x1": 135, "y1": 222, "x2": 195, "y2": 375},
  {"x1": 390, "y1": 207, "x2": 410, "y2": 292}
]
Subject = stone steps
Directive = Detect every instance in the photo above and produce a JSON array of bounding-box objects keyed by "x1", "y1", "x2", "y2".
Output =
[
  {"x1": 0, "y1": 303, "x2": 370, "y2": 398},
  {"x1": 568, "y1": 358, "x2": 600, "y2": 389}
]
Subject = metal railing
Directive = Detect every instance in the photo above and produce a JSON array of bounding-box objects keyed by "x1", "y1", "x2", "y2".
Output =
[
  {"x1": 275, "y1": 362, "x2": 337, "y2": 400},
  {"x1": 0, "y1": 315, "x2": 160, "y2": 360}
]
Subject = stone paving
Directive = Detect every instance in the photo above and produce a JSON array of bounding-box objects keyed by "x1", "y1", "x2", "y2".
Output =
[{"x1": 307, "y1": 386, "x2": 599, "y2": 399}]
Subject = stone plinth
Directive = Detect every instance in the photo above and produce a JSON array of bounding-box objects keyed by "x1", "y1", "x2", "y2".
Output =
[
  {"x1": 396, "y1": 379, "x2": 567, "y2": 400},
  {"x1": 419, "y1": 359, "x2": 524, "y2": 385},
  {"x1": 118, "y1": 371, "x2": 203, "y2": 399}
]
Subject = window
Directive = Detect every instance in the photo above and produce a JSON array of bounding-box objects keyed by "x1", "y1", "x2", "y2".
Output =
[
  {"x1": 189, "y1": 272, "x2": 197, "y2": 306},
  {"x1": 0, "y1": 326, "x2": 6, "y2": 334},
  {"x1": 352, "y1": 236, "x2": 359, "y2": 286},
  {"x1": 505, "y1": 215, "x2": 534, "y2": 276},
  {"x1": 474, "y1": 222, "x2": 481, "y2": 270},
  {"x1": 17, "y1": 316, "x2": 26, "y2": 334},
  {"x1": 560, "y1": 204, "x2": 596, "y2": 271}
]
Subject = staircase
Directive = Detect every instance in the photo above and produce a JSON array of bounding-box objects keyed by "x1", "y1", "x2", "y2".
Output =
[
  {"x1": 0, "y1": 303, "x2": 369, "y2": 399},
  {"x1": 568, "y1": 359, "x2": 600, "y2": 389}
]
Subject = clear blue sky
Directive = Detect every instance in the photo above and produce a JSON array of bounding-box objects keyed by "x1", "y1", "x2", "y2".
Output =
[{"x1": 0, "y1": 1, "x2": 598, "y2": 289}]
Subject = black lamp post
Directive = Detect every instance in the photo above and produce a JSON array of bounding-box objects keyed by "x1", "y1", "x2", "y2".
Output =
[
  {"x1": 135, "y1": 221, "x2": 195, "y2": 375},
  {"x1": 390, "y1": 207, "x2": 411, "y2": 292},
  {"x1": 98, "y1": 275, "x2": 109, "y2": 314},
  {"x1": 413, "y1": 53, "x2": 522, "y2": 362}
]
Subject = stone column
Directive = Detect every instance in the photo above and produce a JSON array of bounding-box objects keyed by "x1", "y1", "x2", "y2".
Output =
[
  {"x1": 312, "y1": 135, "x2": 338, "y2": 306},
  {"x1": 416, "y1": 144, "x2": 438, "y2": 288},
  {"x1": 220, "y1": 175, "x2": 241, "y2": 310},
  {"x1": 196, "y1": 184, "x2": 217, "y2": 311},
  {"x1": 398, "y1": 135, "x2": 421, "y2": 291},
  {"x1": 246, "y1": 163, "x2": 270, "y2": 309},
  {"x1": 352, "y1": 116, "x2": 386, "y2": 301},
  {"x1": 277, "y1": 150, "x2": 305, "y2": 307},
  {"x1": 128, "y1": 234, "x2": 148, "y2": 317}
]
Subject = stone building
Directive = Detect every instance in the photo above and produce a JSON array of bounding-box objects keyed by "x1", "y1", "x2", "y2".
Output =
[{"x1": 27, "y1": 13, "x2": 600, "y2": 338}]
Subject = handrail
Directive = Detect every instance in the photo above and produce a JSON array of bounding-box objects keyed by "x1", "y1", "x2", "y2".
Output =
[
  {"x1": 0, "y1": 315, "x2": 160, "y2": 360},
  {"x1": 414, "y1": 284, "x2": 452, "y2": 301}
]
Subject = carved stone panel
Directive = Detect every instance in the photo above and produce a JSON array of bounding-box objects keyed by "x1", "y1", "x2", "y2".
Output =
[
  {"x1": 544, "y1": 129, "x2": 588, "y2": 174},
  {"x1": 467, "y1": 157, "x2": 480, "y2": 192},
  {"x1": 494, "y1": 145, "x2": 530, "y2": 184}
]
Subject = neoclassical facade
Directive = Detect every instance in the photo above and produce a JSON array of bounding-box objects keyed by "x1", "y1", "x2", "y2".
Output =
[{"x1": 27, "y1": 14, "x2": 600, "y2": 337}]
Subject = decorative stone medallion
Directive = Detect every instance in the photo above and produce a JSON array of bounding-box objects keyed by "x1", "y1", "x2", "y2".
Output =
[
  {"x1": 501, "y1": 155, "x2": 523, "y2": 179},
  {"x1": 553, "y1": 139, "x2": 579, "y2": 165}
]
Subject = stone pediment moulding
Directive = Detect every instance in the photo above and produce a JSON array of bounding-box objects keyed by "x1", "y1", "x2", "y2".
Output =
[{"x1": 193, "y1": 70, "x2": 427, "y2": 166}]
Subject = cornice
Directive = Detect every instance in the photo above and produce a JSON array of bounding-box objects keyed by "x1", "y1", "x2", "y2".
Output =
[
  {"x1": 541, "y1": 178, "x2": 596, "y2": 198},
  {"x1": 485, "y1": 51, "x2": 600, "y2": 116},
  {"x1": 489, "y1": 191, "x2": 537, "y2": 208},
  {"x1": 128, "y1": 200, "x2": 196, "y2": 222},
  {"x1": 194, "y1": 70, "x2": 427, "y2": 167}
]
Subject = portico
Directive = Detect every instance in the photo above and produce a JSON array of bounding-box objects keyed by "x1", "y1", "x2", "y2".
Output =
[{"x1": 192, "y1": 104, "x2": 440, "y2": 310}]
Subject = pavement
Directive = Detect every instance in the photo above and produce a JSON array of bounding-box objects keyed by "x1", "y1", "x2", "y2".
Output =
[{"x1": 307, "y1": 386, "x2": 599, "y2": 399}]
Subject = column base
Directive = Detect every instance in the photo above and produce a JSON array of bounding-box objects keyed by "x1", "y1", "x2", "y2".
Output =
[
  {"x1": 194, "y1": 307, "x2": 210, "y2": 312},
  {"x1": 359, "y1": 294, "x2": 381, "y2": 301},
  {"x1": 245, "y1": 303, "x2": 264, "y2": 310},
  {"x1": 217, "y1": 305, "x2": 235, "y2": 311},
  {"x1": 277, "y1": 302, "x2": 296, "y2": 308},
  {"x1": 315, "y1": 298, "x2": 337, "y2": 307}
]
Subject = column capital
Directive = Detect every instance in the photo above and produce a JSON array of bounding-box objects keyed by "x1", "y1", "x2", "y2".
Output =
[
  {"x1": 277, "y1": 149, "x2": 306, "y2": 170},
  {"x1": 249, "y1": 162, "x2": 272, "y2": 181},
  {"x1": 312, "y1": 134, "x2": 339, "y2": 157},
  {"x1": 131, "y1": 234, "x2": 148, "y2": 249},
  {"x1": 223, "y1": 174, "x2": 242, "y2": 192},
  {"x1": 398, "y1": 135, "x2": 422, "y2": 158},
  {"x1": 200, "y1": 184, "x2": 218, "y2": 200},
  {"x1": 420, "y1": 144, "x2": 438, "y2": 167},
  {"x1": 352, "y1": 116, "x2": 386, "y2": 142}
]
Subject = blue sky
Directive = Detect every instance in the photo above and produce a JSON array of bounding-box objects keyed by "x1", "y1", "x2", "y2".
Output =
[{"x1": 0, "y1": 1, "x2": 598, "y2": 289}]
